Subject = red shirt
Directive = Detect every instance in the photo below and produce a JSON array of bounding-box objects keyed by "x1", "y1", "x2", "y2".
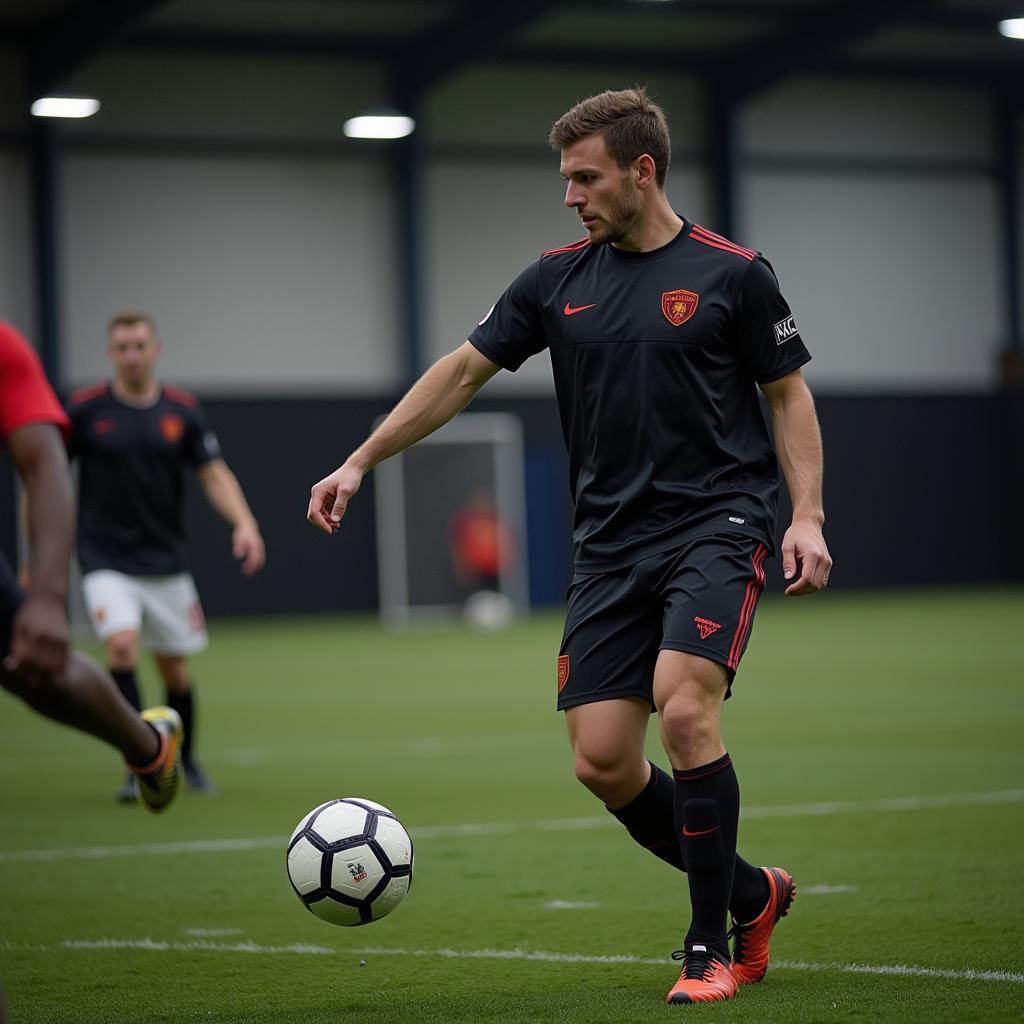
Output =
[{"x1": 0, "y1": 321, "x2": 69, "y2": 441}]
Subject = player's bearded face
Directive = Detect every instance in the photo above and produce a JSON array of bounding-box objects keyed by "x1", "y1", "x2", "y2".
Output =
[{"x1": 588, "y1": 172, "x2": 643, "y2": 244}]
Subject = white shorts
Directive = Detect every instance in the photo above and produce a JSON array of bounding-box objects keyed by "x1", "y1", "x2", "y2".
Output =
[{"x1": 81, "y1": 570, "x2": 209, "y2": 656}]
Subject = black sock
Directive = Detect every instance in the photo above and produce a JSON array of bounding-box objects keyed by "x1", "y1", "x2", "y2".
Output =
[
  {"x1": 110, "y1": 668, "x2": 141, "y2": 712},
  {"x1": 166, "y1": 687, "x2": 195, "y2": 763},
  {"x1": 674, "y1": 753, "x2": 739, "y2": 961},
  {"x1": 608, "y1": 760, "x2": 770, "y2": 923},
  {"x1": 607, "y1": 762, "x2": 686, "y2": 872}
]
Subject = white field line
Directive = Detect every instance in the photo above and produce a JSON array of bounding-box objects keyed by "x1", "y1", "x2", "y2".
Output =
[
  {"x1": 800, "y1": 884, "x2": 858, "y2": 895},
  {"x1": 1, "y1": 787, "x2": 1021, "y2": 865},
  {"x1": 3, "y1": 938, "x2": 1021, "y2": 985}
]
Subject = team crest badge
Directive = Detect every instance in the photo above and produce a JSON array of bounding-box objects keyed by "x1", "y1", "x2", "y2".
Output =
[
  {"x1": 661, "y1": 289, "x2": 699, "y2": 327},
  {"x1": 159, "y1": 414, "x2": 185, "y2": 443},
  {"x1": 347, "y1": 860, "x2": 368, "y2": 884},
  {"x1": 557, "y1": 654, "x2": 570, "y2": 692}
]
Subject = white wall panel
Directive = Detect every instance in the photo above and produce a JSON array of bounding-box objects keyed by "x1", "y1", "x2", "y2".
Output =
[
  {"x1": 741, "y1": 79, "x2": 991, "y2": 161},
  {"x1": 61, "y1": 154, "x2": 399, "y2": 391},
  {"x1": 742, "y1": 173, "x2": 1001, "y2": 391}
]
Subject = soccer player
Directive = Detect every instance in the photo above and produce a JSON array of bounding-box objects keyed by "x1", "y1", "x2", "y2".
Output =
[
  {"x1": 307, "y1": 88, "x2": 831, "y2": 1004},
  {"x1": 0, "y1": 320, "x2": 182, "y2": 812},
  {"x1": 66, "y1": 311, "x2": 265, "y2": 799}
]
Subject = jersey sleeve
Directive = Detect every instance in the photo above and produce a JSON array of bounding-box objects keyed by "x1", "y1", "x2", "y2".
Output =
[
  {"x1": 0, "y1": 322, "x2": 70, "y2": 441},
  {"x1": 732, "y1": 257, "x2": 811, "y2": 383},
  {"x1": 468, "y1": 260, "x2": 546, "y2": 372},
  {"x1": 184, "y1": 401, "x2": 222, "y2": 467}
]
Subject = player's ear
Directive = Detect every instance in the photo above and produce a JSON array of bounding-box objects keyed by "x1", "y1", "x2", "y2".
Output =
[{"x1": 635, "y1": 153, "x2": 657, "y2": 190}]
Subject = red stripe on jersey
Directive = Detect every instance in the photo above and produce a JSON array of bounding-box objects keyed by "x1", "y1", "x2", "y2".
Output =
[
  {"x1": 162, "y1": 384, "x2": 198, "y2": 408},
  {"x1": 68, "y1": 382, "x2": 108, "y2": 406},
  {"x1": 690, "y1": 224, "x2": 757, "y2": 259},
  {"x1": 727, "y1": 544, "x2": 768, "y2": 670},
  {"x1": 689, "y1": 226, "x2": 756, "y2": 262},
  {"x1": 542, "y1": 236, "x2": 591, "y2": 257}
]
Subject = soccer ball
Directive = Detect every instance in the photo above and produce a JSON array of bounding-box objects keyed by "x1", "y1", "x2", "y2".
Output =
[{"x1": 286, "y1": 797, "x2": 414, "y2": 926}]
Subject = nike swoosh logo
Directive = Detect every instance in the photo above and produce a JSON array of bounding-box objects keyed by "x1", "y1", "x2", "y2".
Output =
[
  {"x1": 563, "y1": 302, "x2": 597, "y2": 316},
  {"x1": 682, "y1": 825, "x2": 719, "y2": 837}
]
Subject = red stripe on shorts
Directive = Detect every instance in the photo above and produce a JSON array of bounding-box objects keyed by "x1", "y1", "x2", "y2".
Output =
[{"x1": 728, "y1": 544, "x2": 768, "y2": 670}]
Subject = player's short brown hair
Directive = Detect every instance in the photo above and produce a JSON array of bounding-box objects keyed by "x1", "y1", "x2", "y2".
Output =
[
  {"x1": 107, "y1": 310, "x2": 157, "y2": 336},
  {"x1": 549, "y1": 86, "x2": 671, "y2": 187}
]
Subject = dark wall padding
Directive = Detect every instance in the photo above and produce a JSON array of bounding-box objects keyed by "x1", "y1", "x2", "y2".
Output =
[{"x1": 3, "y1": 393, "x2": 1019, "y2": 616}]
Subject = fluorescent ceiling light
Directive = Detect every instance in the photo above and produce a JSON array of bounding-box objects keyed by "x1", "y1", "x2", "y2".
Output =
[
  {"x1": 31, "y1": 96, "x2": 100, "y2": 119},
  {"x1": 343, "y1": 114, "x2": 415, "y2": 140},
  {"x1": 998, "y1": 18, "x2": 1024, "y2": 39}
]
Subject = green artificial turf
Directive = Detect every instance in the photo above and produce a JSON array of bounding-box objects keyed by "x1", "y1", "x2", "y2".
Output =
[{"x1": 1, "y1": 587, "x2": 1022, "y2": 1023}]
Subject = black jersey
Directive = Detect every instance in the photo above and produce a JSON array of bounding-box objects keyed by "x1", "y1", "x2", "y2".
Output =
[
  {"x1": 67, "y1": 383, "x2": 221, "y2": 576},
  {"x1": 469, "y1": 219, "x2": 811, "y2": 572}
]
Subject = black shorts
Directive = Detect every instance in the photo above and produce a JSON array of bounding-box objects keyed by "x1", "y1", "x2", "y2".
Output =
[
  {"x1": 556, "y1": 534, "x2": 769, "y2": 711},
  {"x1": 0, "y1": 554, "x2": 24, "y2": 661}
]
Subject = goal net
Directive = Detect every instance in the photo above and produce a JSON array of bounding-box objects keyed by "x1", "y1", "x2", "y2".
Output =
[{"x1": 374, "y1": 412, "x2": 528, "y2": 627}]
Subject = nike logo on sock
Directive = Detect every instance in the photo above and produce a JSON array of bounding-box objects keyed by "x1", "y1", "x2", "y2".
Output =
[
  {"x1": 563, "y1": 302, "x2": 597, "y2": 316},
  {"x1": 682, "y1": 825, "x2": 719, "y2": 837}
]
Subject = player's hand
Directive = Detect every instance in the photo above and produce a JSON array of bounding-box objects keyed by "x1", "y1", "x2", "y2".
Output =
[
  {"x1": 232, "y1": 521, "x2": 266, "y2": 576},
  {"x1": 307, "y1": 464, "x2": 363, "y2": 535},
  {"x1": 780, "y1": 520, "x2": 832, "y2": 596},
  {"x1": 4, "y1": 593, "x2": 69, "y2": 681}
]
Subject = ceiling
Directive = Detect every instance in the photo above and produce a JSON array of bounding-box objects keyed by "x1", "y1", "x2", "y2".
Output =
[{"x1": 3, "y1": 0, "x2": 1023, "y2": 106}]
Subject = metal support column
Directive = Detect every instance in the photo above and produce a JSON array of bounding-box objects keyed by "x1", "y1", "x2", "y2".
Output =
[
  {"x1": 28, "y1": 118, "x2": 62, "y2": 383},
  {"x1": 705, "y1": 79, "x2": 737, "y2": 239},
  {"x1": 392, "y1": 98, "x2": 426, "y2": 386},
  {"x1": 994, "y1": 92, "x2": 1022, "y2": 387}
]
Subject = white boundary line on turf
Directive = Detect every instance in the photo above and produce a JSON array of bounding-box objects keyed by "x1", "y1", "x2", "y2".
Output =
[
  {"x1": 3, "y1": 939, "x2": 1021, "y2": 985},
  {"x1": 1, "y1": 788, "x2": 1022, "y2": 864}
]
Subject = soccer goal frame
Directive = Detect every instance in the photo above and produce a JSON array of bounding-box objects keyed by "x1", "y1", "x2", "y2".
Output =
[{"x1": 373, "y1": 412, "x2": 529, "y2": 626}]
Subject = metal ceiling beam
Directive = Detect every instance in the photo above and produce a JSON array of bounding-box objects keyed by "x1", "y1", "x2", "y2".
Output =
[
  {"x1": 574, "y1": 0, "x2": 1013, "y2": 33},
  {"x1": 709, "y1": 0, "x2": 937, "y2": 103},
  {"x1": 390, "y1": 0, "x2": 561, "y2": 102},
  {"x1": 27, "y1": 0, "x2": 168, "y2": 97}
]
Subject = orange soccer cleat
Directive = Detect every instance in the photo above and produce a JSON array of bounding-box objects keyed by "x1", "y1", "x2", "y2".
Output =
[
  {"x1": 665, "y1": 946, "x2": 738, "y2": 1004},
  {"x1": 729, "y1": 866, "x2": 796, "y2": 984}
]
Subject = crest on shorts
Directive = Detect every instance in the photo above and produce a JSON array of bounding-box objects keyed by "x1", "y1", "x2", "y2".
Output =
[
  {"x1": 557, "y1": 654, "x2": 570, "y2": 692},
  {"x1": 694, "y1": 616, "x2": 722, "y2": 641},
  {"x1": 160, "y1": 413, "x2": 185, "y2": 443},
  {"x1": 661, "y1": 289, "x2": 699, "y2": 327}
]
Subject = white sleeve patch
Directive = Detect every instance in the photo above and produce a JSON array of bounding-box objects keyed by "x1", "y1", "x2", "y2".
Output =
[{"x1": 773, "y1": 315, "x2": 799, "y2": 345}]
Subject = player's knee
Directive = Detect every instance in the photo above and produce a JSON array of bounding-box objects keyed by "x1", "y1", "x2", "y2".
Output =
[
  {"x1": 658, "y1": 694, "x2": 716, "y2": 750},
  {"x1": 573, "y1": 748, "x2": 630, "y2": 801},
  {"x1": 106, "y1": 633, "x2": 137, "y2": 669},
  {"x1": 156, "y1": 657, "x2": 189, "y2": 691}
]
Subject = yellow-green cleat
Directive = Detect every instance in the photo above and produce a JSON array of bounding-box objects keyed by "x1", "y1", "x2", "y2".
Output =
[{"x1": 130, "y1": 707, "x2": 184, "y2": 814}]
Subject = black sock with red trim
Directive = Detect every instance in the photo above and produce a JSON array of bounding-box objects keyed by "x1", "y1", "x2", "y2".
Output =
[
  {"x1": 608, "y1": 760, "x2": 771, "y2": 924},
  {"x1": 607, "y1": 762, "x2": 686, "y2": 872},
  {"x1": 674, "y1": 753, "x2": 739, "y2": 961}
]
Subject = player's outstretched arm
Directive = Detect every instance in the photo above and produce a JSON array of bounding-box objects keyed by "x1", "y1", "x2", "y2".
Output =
[
  {"x1": 307, "y1": 342, "x2": 500, "y2": 534},
  {"x1": 195, "y1": 459, "x2": 266, "y2": 575},
  {"x1": 6, "y1": 422, "x2": 73, "y2": 677},
  {"x1": 761, "y1": 369, "x2": 832, "y2": 596}
]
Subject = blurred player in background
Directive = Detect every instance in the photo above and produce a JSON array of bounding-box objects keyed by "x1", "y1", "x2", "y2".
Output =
[
  {"x1": 308, "y1": 87, "x2": 831, "y2": 1004},
  {"x1": 0, "y1": 320, "x2": 181, "y2": 813},
  {"x1": 449, "y1": 487, "x2": 517, "y2": 628},
  {"x1": 66, "y1": 311, "x2": 265, "y2": 800}
]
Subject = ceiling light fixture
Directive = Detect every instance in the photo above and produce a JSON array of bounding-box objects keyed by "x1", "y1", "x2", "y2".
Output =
[
  {"x1": 998, "y1": 18, "x2": 1024, "y2": 39},
  {"x1": 343, "y1": 114, "x2": 415, "y2": 140},
  {"x1": 30, "y1": 96, "x2": 101, "y2": 119}
]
